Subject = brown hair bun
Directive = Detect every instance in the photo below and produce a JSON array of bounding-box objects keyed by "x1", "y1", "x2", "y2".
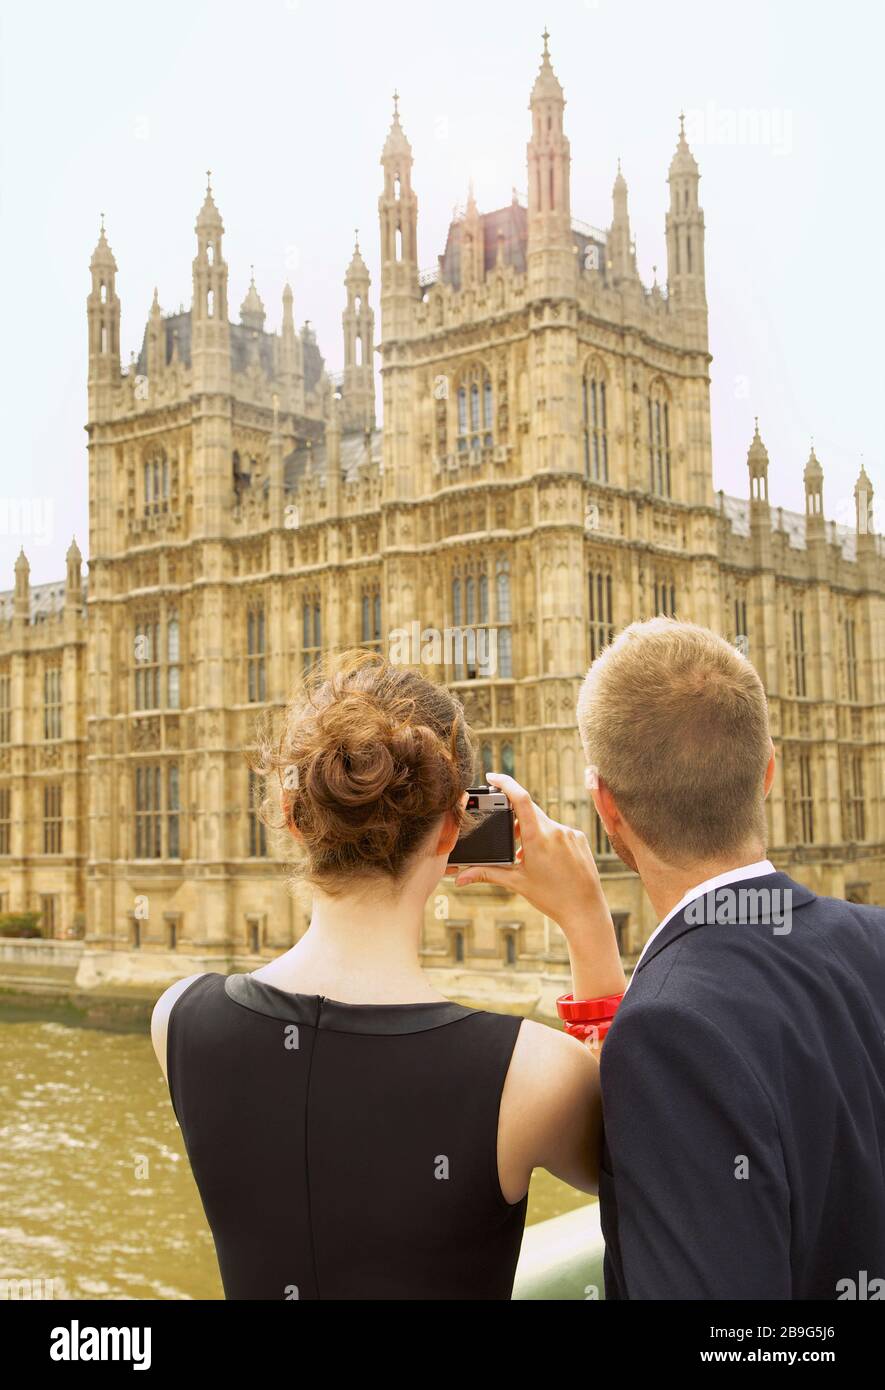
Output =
[{"x1": 249, "y1": 650, "x2": 475, "y2": 887}]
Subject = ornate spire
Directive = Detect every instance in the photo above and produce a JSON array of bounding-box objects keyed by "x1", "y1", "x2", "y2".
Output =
[
  {"x1": 382, "y1": 89, "x2": 412, "y2": 159},
  {"x1": 530, "y1": 27, "x2": 564, "y2": 104},
  {"x1": 669, "y1": 111, "x2": 699, "y2": 175},
  {"x1": 239, "y1": 265, "x2": 266, "y2": 329},
  {"x1": 346, "y1": 229, "x2": 369, "y2": 283},
  {"x1": 804, "y1": 441, "x2": 823, "y2": 481},
  {"x1": 854, "y1": 462, "x2": 874, "y2": 538},
  {"x1": 90, "y1": 215, "x2": 116, "y2": 270},
  {"x1": 747, "y1": 418, "x2": 770, "y2": 506},
  {"x1": 196, "y1": 169, "x2": 223, "y2": 230},
  {"x1": 608, "y1": 160, "x2": 636, "y2": 280},
  {"x1": 748, "y1": 416, "x2": 769, "y2": 464}
]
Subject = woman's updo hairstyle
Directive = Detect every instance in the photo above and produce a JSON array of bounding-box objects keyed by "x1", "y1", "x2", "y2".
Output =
[{"x1": 250, "y1": 649, "x2": 476, "y2": 890}]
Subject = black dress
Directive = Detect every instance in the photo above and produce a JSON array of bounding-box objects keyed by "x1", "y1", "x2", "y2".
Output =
[{"x1": 167, "y1": 972, "x2": 529, "y2": 1299}]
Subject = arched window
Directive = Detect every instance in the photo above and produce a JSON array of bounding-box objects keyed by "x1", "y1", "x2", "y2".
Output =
[
  {"x1": 647, "y1": 384, "x2": 671, "y2": 497},
  {"x1": 207, "y1": 288, "x2": 214, "y2": 318},
  {"x1": 207, "y1": 244, "x2": 214, "y2": 266},
  {"x1": 302, "y1": 595, "x2": 322, "y2": 674},
  {"x1": 456, "y1": 368, "x2": 493, "y2": 453},
  {"x1": 100, "y1": 281, "x2": 107, "y2": 304},
  {"x1": 481, "y1": 743, "x2": 493, "y2": 777},
  {"x1": 246, "y1": 604, "x2": 266, "y2": 703},
  {"x1": 465, "y1": 577, "x2": 475, "y2": 625},
  {"x1": 360, "y1": 590, "x2": 382, "y2": 652},
  {"x1": 100, "y1": 324, "x2": 107, "y2": 353},
  {"x1": 479, "y1": 573, "x2": 489, "y2": 624},
  {"x1": 653, "y1": 577, "x2": 677, "y2": 618},
  {"x1": 501, "y1": 742, "x2": 515, "y2": 776},
  {"x1": 582, "y1": 368, "x2": 608, "y2": 482},
  {"x1": 452, "y1": 577, "x2": 462, "y2": 626}
]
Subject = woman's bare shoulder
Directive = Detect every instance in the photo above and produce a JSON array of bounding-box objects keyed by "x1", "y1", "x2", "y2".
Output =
[
  {"x1": 150, "y1": 973, "x2": 206, "y2": 1080},
  {"x1": 509, "y1": 1017, "x2": 598, "y2": 1097}
]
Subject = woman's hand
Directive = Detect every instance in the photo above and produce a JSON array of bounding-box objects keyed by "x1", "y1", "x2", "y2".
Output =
[{"x1": 451, "y1": 772, "x2": 626, "y2": 998}]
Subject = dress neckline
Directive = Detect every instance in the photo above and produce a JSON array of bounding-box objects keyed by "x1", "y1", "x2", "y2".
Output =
[{"x1": 221, "y1": 972, "x2": 479, "y2": 1035}]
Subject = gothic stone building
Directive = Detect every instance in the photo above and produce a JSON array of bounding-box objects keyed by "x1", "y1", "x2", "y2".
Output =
[{"x1": 1, "y1": 37, "x2": 882, "y2": 1002}]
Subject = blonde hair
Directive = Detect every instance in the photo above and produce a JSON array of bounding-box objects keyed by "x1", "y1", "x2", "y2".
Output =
[{"x1": 577, "y1": 618, "x2": 771, "y2": 862}]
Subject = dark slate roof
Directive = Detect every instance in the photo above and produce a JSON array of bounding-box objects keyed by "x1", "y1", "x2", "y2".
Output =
[
  {"x1": 283, "y1": 427, "x2": 383, "y2": 492},
  {"x1": 0, "y1": 578, "x2": 88, "y2": 624},
  {"x1": 135, "y1": 310, "x2": 326, "y2": 391},
  {"x1": 438, "y1": 201, "x2": 606, "y2": 290},
  {"x1": 136, "y1": 311, "x2": 192, "y2": 371}
]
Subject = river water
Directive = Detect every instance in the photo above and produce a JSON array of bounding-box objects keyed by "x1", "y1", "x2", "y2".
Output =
[{"x1": 0, "y1": 1004, "x2": 592, "y2": 1299}]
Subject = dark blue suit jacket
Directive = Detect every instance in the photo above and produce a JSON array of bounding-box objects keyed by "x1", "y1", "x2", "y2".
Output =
[{"x1": 599, "y1": 871, "x2": 885, "y2": 1299}]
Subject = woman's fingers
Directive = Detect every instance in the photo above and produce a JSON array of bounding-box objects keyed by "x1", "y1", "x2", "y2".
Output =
[{"x1": 485, "y1": 772, "x2": 542, "y2": 842}]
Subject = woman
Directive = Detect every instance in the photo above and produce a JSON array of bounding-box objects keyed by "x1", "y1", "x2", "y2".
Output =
[{"x1": 151, "y1": 650, "x2": 624, "y2": 1300}]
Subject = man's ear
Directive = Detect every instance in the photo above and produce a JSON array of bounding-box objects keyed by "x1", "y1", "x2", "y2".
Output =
[
  {"x1": 591, "y1": 778, "x2": 619, "y2": 836},
  {"x1": 763, "y1": 739, "x2": 776, "y2": 798}
]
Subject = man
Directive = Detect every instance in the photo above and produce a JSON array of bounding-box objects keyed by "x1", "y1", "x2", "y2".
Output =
[{"x1": 456, "y1": 617, "x2": 885, "y2": 1299}]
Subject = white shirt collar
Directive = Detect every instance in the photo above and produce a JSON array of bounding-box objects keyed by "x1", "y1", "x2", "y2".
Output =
[{"x1": 625, "y1": 859, "x2": 777, "y2": 990}]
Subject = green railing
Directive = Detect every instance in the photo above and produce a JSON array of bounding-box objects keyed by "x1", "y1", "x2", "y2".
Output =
[{"x1": 512, "y1": 1202, "x2": 606, "y2": 1300}]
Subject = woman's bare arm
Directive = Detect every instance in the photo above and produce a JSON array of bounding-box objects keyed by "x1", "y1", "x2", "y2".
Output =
[{"x1": 497, "y1": 1019, "x2": 602, "y2": 1201}]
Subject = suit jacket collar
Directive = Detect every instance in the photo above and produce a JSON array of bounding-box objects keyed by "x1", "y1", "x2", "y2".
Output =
[{"x1": 633, "y1": 870, "x2": 817, "y2": 978}]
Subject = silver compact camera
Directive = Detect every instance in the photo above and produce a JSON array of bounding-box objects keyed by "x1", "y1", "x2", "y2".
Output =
[{"x1": 447, "y1": 787, "x2": 517, "y2": 866}]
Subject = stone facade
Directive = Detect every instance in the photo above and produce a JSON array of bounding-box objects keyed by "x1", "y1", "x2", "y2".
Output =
[{"x1": 0, "y1": 37, "x2": 882, "y2": 1002}]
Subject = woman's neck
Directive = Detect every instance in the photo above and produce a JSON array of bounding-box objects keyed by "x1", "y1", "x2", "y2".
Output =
[{"x1": 253, "y1": 878, "x2": 448, "y2": 1004}]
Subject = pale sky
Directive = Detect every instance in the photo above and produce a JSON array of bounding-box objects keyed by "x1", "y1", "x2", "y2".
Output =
[{"x1": 1, "y1": 0, "x2": 882, "y2": 585}]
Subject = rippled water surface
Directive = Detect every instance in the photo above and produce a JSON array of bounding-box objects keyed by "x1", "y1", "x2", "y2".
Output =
[{"x1": 0, "y1": 1006, "x2": 591, "y2": 1299}]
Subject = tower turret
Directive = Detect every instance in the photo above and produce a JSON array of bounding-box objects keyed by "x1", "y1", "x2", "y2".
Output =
[
  {"x1": 748, "y1": 417, "x2": 770, "y2": 509},
  {"x1": 804, "y1": 443, "x2": 825, "y2": 540},
  {"x1": 87, "y1": 215, "x2": 121, "y2": 419},
  {"x1": 191, "y1": 172, "x2": 230, "y2": 393},
  {"x1": 146, "y1": 287, "x2": 164, "y2": 384},
  {"x1": 65, "y1": 537, "x2": 83, "y2": 609},
  {"x1": 13, "y1": 547, "x2": 30, "y2": 623},
  {"x1": 461, "y1": 182, "x2": 485, "y2": 288},
  {"x1": 342, "y1": 232, "x2": 376, "y2": 431},
  {"x1": 607, "y1": 160, "x2": 637, "y2": 283},
  {"x1": 378, "y1": 91, "x2": 419, "y2": 341},
  {"x1": 855, "y1": 463, "x2": 875, "y2": 554},
  {"x1": 279, "y1": 283, "x2": 305, "y2": 414},
  {"x1": 665, "y1": 115, "x2": 706, "y2": 311},
  {"x1": 526, "y1": 30, "x2": 574, "y2": 300},
  {"x1": 240, "y1": 267, "x2": 266, "y2": 332}
]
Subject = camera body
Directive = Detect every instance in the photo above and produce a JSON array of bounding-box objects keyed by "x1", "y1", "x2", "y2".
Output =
[{"x1": 447, "y1": 787, "x2": 516, "y2": 866}]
